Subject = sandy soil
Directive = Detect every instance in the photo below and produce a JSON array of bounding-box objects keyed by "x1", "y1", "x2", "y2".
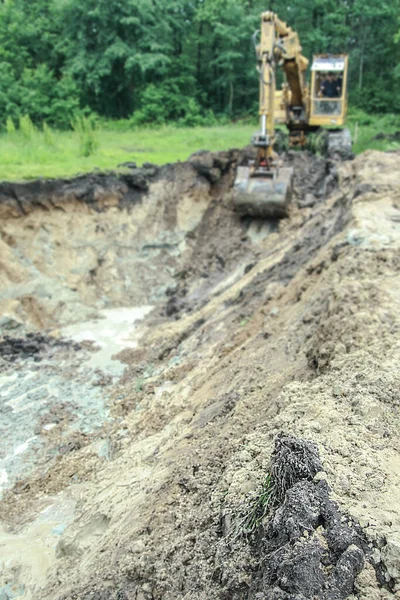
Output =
[{"x1": 0, "y1": 149, "x2": 399, "y2": 600}]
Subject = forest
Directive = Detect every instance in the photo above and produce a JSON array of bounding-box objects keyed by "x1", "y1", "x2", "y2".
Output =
[{"x1": 0, "y1": 0, "x2": 399, "y2": 129}]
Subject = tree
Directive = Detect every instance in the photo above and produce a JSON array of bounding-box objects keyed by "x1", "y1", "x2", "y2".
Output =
[{"x1": 0, "y1": 0, "x2": 398, "y2": 128}]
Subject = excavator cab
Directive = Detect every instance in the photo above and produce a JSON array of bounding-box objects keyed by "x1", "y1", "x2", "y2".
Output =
[{"x1": 309, "y1": 55, "x2": 348, "y2": 127}]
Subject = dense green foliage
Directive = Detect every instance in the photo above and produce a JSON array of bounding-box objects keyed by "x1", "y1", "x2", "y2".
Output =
[{"x1": 0, "y1": 0, "x2": 399, "y2": 128}]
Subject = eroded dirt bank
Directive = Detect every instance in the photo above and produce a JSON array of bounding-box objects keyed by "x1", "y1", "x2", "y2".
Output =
[{"x1": 0, "y1": 150, "x2": 399, "y2": 600}]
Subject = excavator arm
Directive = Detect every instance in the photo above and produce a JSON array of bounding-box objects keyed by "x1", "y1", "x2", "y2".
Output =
[
  {"x1": 234, "y1": 11, "x2": 350, "y2": 218},
  {"x1": 233, "y1": 12, "x2": 302, "y2": 218},
  {"x1": 255, "y1": 12, "x2": 309, "y2": 165}
]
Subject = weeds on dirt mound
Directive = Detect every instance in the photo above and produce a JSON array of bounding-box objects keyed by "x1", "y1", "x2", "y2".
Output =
[
  {"x1": 239, "y1": 473, "x2": 275, "y2": 535},
  {"x1": 237, "y1": 435, "x2": 323, "y2": 537},
  {"x1": 245, "y1": 435, "x2": 369, "y2": 600},
  {"x1": 269, "y1": 433, "x2": 323, "y2": 502}
]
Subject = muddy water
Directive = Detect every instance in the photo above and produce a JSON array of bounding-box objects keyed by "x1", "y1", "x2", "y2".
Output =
[
  {"x1": 0, "y1": 493, "x2": 76, "y2": 600},
  {"x1": 0, "y1": 306, "x2": 152, "y2": 599},
  {"x1": 0, "y1": 306, "x2": 152, "y2": 494},
  {"x1": 61, "y1": 306, "x2": 153, "y2": 375}
]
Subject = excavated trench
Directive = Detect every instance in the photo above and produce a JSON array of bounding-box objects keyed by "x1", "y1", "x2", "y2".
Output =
[
  {"x1": 0, "y1": 149, "x2": 399, "y2": 600},
  {"x1": 0, "y1": 150, "x2": 340, "y2": 491}
]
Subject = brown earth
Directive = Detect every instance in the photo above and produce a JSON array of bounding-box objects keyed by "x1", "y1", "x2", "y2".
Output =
[{"x1": 0, "y1": 149, "x2": 399, "y2": 600}]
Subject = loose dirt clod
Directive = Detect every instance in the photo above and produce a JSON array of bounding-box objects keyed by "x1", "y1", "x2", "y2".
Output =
[{"x1": 251, "y1": 435, "x2": 366, "y2": 600}]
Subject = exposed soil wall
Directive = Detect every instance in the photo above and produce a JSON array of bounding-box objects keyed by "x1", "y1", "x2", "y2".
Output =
[{"x1": 0, "y1": 150, "x2": 399, "y2": 600}]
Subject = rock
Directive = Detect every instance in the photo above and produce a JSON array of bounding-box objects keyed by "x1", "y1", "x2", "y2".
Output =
[
  {"x1": 381, "y1": 536, "x2": 400, "y2": 579},
  {"x1": 0, "y1": 316, "x2": 23, "y2": 332},
  {"x1": 251, "y1": 436, "x2": 366, "y2": 600},
  {"x1": 209, "y1": 167, "x2": 222, "y2": 183},
  {"x1": 313, "y1": 470, "x2": 328, "y2": 483},
  {"x1": 117, "y1": 161, "x2": 137, "y2": 169},
  {"x1": 189, "y1": 151, "x2": 221, "y2": 183},
  {"x1": 299, "y1": 192, "x2": 317, "y2": 208}
]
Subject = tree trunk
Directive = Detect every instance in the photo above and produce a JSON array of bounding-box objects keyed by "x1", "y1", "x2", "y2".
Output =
[
  {"x1": 359, "y1": 51, "x2": 364, "y2": 89},
  {"x1": 197, "y1": 22, "x2": 203, "y2": 81},
  {"x1": 228, "y1": 80, "x2": 234, "y2": 114}
]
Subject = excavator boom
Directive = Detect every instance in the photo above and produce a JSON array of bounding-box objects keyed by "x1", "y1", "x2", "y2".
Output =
[
  {"x1": 233, "y1": 12, "x2": 301, "y2": 218},
  {"x1": 233, "y1": 11, "x2": 350, "y2": 218}
]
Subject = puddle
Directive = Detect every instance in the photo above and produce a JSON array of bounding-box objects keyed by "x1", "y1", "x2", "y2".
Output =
[
  {"x1": 61, "y1": 306, "x2": 153, "y2": 375},
  {"x1": 0, "y1": 493, "x2": 76, "y2": 600},
  {"x1": 0, "y1": 306, "x2": 153, "y2": 597},
  {"x1": 0, "y1": 306, "x2": 153, "y2": 493}
]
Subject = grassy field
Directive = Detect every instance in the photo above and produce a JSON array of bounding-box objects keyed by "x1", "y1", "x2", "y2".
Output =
[
  {"x1": 0, "y1": 110, "x2": 399, "y2": 181},
  {"x1": 0, "y1": 123, "x2": 256, "y2": 181},
  {"x1": 348, "y1": 111, "x2": 400, "y2": 154}
]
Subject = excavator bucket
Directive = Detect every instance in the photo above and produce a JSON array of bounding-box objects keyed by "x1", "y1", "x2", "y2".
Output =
[{"x1": 233, "y1": 165, "x2": 293, "y2": 218}]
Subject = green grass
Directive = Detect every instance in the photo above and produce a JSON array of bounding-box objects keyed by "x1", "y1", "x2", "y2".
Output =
[
  {"x1": 235, "y1": 473, "x2": 275, "y2": 538},
  {"x1": 0, "y1": 123, "x2": 256, "y2": 181},
  {"x1": 347, "y1": 109, "x2": 400, "y2": 154},
  {"x1": 0, "y1": 109, "x2": 399, "y2": 181}
]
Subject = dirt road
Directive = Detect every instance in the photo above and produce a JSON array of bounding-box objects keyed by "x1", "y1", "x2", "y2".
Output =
[{"x1": 0, "y1": 149, "x2": 399, "y2": 599}]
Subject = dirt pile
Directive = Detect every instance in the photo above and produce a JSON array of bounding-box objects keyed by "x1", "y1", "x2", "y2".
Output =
[
  {"x1": 0, "y1": 149, "x2": 399, "y2": 600},
  {"x1": 248, "y1": 436, "x2": 367, "y2": 600}
]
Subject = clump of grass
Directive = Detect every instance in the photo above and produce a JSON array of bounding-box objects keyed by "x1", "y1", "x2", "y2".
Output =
[
  {"x1": 72, "y1": 115, "x2": 99, "y2": 157},
  {"x1": 43, "y1": 122, "x2": 56, "y2": 147},
  {"x1": 19, "y1": 114, "x2": 36, "y2": 139},
  {"x1": 6, "y1": 117, "x2": 16, "y2": 135},
  {"x1": 236, "y1": 473, "x2": 275, "y2": 537}
]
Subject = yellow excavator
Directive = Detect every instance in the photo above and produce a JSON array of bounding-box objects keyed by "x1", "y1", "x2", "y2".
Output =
[{"x1": 234, "y1": 11, "x2": 351, "y2": 218}]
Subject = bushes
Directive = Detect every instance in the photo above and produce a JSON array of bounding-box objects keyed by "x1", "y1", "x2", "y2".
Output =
[
  {"x1": 0, "y1": 64, "x2": 81, "y2": 129},
  {"x1": 129, "y1": 83, "x2": 220, "y2": 128}
]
